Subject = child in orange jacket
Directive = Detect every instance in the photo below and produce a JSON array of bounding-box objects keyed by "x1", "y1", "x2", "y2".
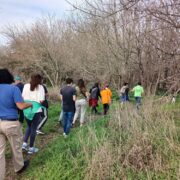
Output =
[{"x1": 100, "y1": 85, "x2": 112, "y2": 115}]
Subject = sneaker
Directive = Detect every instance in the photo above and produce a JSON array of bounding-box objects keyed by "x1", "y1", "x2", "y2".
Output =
[
  {"x1": 28, "y1": 147, "x2": 39, "y2": 154},
  {"x1": 22, "y1": 142, "x2": 28, "y2": 151},
  {"x1": 36, "y1": 130, "x2": 45, "y2": 135},
  {"x1": 17, "y1": 160, "x2": 29, "y2": 174},
  {"x1": 63, "y1": 132, "x2": 67, "y2": 138}
]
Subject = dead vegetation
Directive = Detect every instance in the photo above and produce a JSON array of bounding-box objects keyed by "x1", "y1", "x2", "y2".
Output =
[{"x1": 78, "y1": 100, "x2": 179, "y2": 179}]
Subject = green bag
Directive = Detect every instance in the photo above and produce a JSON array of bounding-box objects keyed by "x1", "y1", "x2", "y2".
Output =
[{"x1": 23, "y1": 100, "x2": 44, "y2": 121}]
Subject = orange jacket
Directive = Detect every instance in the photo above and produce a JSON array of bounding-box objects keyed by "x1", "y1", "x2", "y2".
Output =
[{"x1": 100, "y1": 88, "x2": 112, "y2": 104}]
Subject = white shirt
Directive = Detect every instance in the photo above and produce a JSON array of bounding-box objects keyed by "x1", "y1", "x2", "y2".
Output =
[{"x1": 22, "y1": 84, "x2": 45, "y2": 103}]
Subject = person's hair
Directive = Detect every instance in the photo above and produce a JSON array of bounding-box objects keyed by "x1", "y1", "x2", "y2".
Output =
[
  {"x1": 66, "y1": 78, "x2": 73, "y2": 84},
  {"x1": 30, "y1": 73, "x2": 42, "y2": 91},
  {"x1": 94, "y1": 82, "x2": 99, "y2": 88},
  {"x1": 124, "y1": 82, "x2": 128, "y2": 86},
  {"x1": 78, "y1": 79, "x2": 85, "y2": 90},
  {"x1": 77, "y1": 79, "x2": 87, "y2": 97},
  {"x1": 105, "y1": 83, "x2": 109, "y2": 88},
  {"x1": 0, "y1": 69, "x2": 14, "y2": 84},
  {"x1": 138, "y1": 82, "x2": 141, "y2": 85}
]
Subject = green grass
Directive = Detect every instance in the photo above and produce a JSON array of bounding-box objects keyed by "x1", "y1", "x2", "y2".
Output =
[
  {"x1": 22, "y1": 105, "x2": 109, "y2": 179},
  {"x1": 19, "y1": 99, "x2": 180, "y2": 180}
]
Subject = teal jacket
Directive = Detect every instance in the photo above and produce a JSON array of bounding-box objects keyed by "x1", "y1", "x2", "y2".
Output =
[{"x1": 23, "y1": 101, "x2": 44, "y2": 120}]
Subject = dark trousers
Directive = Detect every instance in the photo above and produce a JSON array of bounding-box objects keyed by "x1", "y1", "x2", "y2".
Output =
[
  {"x1": 18, "y1": 110, "x2": 24, "y2": 123},
  {"x1": 24, "y1": 113, "x2": 41, "y2": 147},
  {"x1": 91, "y1": 107, "x2": 98, "y2": 114},
  {"x1": 63, "y1": 112, "x2": 74, "y2": 135},
  {"x1": 103, "y1": 104, "x2": 109, "y2": 115},
  {"x1": 37, "y1": 108, "x2": 48, "y2": 130}
]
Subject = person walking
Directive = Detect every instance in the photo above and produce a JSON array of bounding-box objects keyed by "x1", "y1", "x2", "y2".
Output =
[
  {"x1": 14, "y1": 76, "x2": 24, "y2": 93},
  {"x1": 131, "y1": 82, "x2": 144, "y2": 109},
  {"x1": 100, "y1": 84, "x2": 112, "y2": 115},
  {"x1": 125, "y1": 83, "x2": 130, "y2": 102},
  {"x1": 72, "y1": 79, "x2": 89, "y2": 127},
  {"x1": 89, "y1": 82, "x2": 101, "y2": 114},
  {"x1": 60, "y1": 78, "x2": 76, "y2": 137},
  {"x1": 14, "y1": 76, "x2": 25, "y2": 123},
  {"x1": 36, "y1": 80, "x2": 49, "y2": 135},
  {"x1": 22, "y1": 73, "x2": 45, "y2": 154},
  {"x1": 119, "y1": 83, "x2": 129, "y2": 107},
  {"x1": 0, "y1": 69, "x2": 32, "y2": 179}
]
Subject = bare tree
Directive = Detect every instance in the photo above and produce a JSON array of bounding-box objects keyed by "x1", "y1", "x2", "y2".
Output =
[{"x1": 1, "y1": 0, "x2": 179, "y2": 93}]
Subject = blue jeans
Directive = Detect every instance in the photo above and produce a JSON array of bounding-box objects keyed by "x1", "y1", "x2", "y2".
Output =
[
  {"x1": 135, "y1": 97, "x2": 142, "y2": 110},
  {"x1": 120, "y1": 95, "x2": 126, "y2": 102},
  {"x1": 63, "y1": 112, "x2": 74, "y2": 135}
]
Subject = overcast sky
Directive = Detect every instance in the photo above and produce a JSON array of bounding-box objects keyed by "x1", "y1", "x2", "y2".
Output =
[{"x1": 0, "y1": 0, "x2": 82, "y2": 45}]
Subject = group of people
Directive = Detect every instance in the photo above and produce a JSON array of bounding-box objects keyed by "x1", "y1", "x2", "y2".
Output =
[
  {"x1": 60, "y1": 78, "x2": 112, "y2": 137},
  {"x1": 0, "y1": 69, "x2": 49, "y2": 179},
  {"x1": 0, "y1": 68, "x2": 144, "y2": 180},
  {"x1": 60, "y1": 79, "x2": 144, "y2": 139},
  {"x1": 119, "y1": 82, "x2": 144, "y2": 109}
]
